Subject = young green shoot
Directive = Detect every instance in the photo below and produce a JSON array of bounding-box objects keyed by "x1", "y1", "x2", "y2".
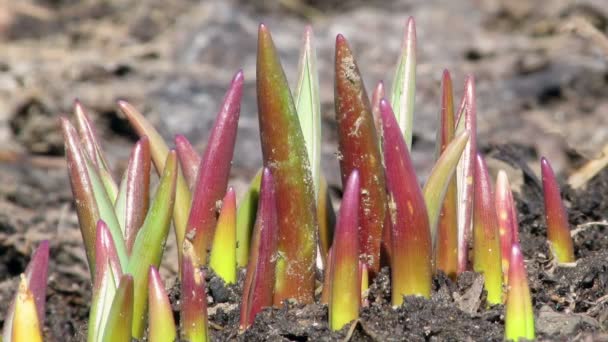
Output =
[
  {"x1": 101, "y1": 275, "x2": 134, "y2": 342},
  {"x1": 390, "y1": 17, "x2": 417, "y2": 148},
  {"x1": 126, "y1": 151, "x2": 177, "y2": 338},
  {"x1": 114, "y1": 136, "x2": 151, "y2": 254},
  {"x1": 118, "y1": 100, "x2": 192, "y2": 268},
  {"x1": 74, "y1": 101, "x2": 117, "y2": 201},
  {"x1": 148, "y1": 266, "x2": 177, "y2": 342},
  {"x1": 423, "y1": 130, "x2": 470, "y2": 263},
  {"x1": 329, "y1": 170, "x2": 361, "y2": 331},
  {"x1": 472, "y1": 154, "x2": 503, "y2": 306},
  {"x1": 505, "y1": 243, "x2": 535, "y2": 341},
  {"x1": 88, "y1": 221, "x2": 123, "y2": 342},
  {"x1": 61, "y1": 117, "x2": 127, "y2": 274},
  {"x1": 294, "y1": 25, "x2": 321, "y2": 197}
]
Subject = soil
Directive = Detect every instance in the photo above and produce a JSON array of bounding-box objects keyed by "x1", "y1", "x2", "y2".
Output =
[{"x1": 1, "y1": 0, "x2": 608, "y2": 341}]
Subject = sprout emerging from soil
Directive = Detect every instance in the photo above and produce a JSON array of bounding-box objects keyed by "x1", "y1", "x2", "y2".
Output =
[
  {"x1": 472, "y1": 154, "x2": 503, "y2": 305},
  {"x1": 505, "y1": 243, "x2": 535, "y2": 341},
  {"x1": 257, "y1": 24, "x2": 318, "y2": 305},
  {"x1": 328, "y1": 170, "x2": 361, "y2": 330},
  {"x1": 240, "y1": 168, "x2": 279, "y2": 329},
  {"x1": 380, "y1": 98, "x2": 432, "y2": 305},
  {"x1": 435, "y1": 70, "x2": 459, "y2": 279},
  {"x1": 541, "y1": 157, "x2": 576, "y2": 263},
  {"x1": 2, "y1": 241, "x2": 49, "y2": 342},
  {"x1": 148, "y1": 266, "x2": 177, "y2": 342},
  {"x1": 335, "y1": 34, "x2": 388, "y2": 277}
]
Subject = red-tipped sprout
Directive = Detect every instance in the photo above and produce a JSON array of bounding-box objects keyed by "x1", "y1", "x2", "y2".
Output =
[
  {"x1": 240, "y1": 168, "x2": 279, "y2": 329},
  {"x1": 175, "y1": 134, "x2": 201, "y2": 190},
  {"x1": 148, "y1": 267, "x2": 177, "y2": 342},
  {"x1": 74, "y1": 101, "x2": 117, "y2": 200},
  {"x1": 181, "y1": 241, "x2": 209, "y2": 342},
  {"x1": 380, "y1": 99, "x2": 431, "y2": 305},
  {"x1": 456, "y1": 76, "x2": 478, "y2": 273},
  {"x1": 23, "y1": 241, "x2": 49, "y2": 326},
  {"x1": 61, "y1": 116, "x2": 103, "y2": 274},
  {"x1": 292, "y1": 26, "x2": 331, "y2": 274},
  {"x1": 335, "y1": 34, "x2": 388, "y2": 276},
  {"x1": 118, "y1": 100, "x2": 192, "y2": 269},
  {"x1": 541, "y1": 157, "x2": 575, "y2": 263},
  {"x1": 2, "y1": 241, "x2": 49, "y2": 342},
  {"x1": 74, "y1": 101, "x2": 107, "y2": 169},
  {"x1": 329, "y1": 170, "x2": 361, "y2": 331},
  {"x1": 505, "y1": 243, "x2": 535, "y2": 341},
  {"x1": 127, "y1": 151, "x2": 178, "y2": 338},
  {"x1": 187, "y1": 70, "x2": 243, "y2": 266},
  {"x1": 495, "y1": 170, "x2": 520, "y2": 282},
  {"x1": 62, "y1": 117, "x2": 128, "y2": 272},
  {"x1": 88, "y1": 221, "x2": 123, "y2": 342},
  {"x1": 209, "y1": 187, "x2": 237, "y2": 284},
  {"x1": 294, "y1": 25, "x2": 322, "y2": 197},
  {"x1": 472, "y1": 154, "x2": 503, "y2": 306},
  {"x1": 114, "y1": 136, "x2": 151, "y2": 254},
  {"x1": 258, "y1": 24, "x2": 318, "y2": 304},
  {"x1": 435, "y1": 70, "x2": 458, "y2": 278}
]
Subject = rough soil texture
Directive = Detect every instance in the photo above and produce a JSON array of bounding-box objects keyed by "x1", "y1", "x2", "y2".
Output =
[{"x1": 1, "y1": 0, "x2": 608, "y2": 341}]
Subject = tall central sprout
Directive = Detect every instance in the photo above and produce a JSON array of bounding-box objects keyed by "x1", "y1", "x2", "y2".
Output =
[{"x1": 257, "y1": 24, "x2": 318, "y2": 304}]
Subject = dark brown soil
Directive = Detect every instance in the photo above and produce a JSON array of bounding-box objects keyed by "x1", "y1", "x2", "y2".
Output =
[
  {"x1": 1, "y1": 0, "x2": 608, "y2": 341},
  {"x1": 196, "y1": 146, "x2": 607, "y2": 341}
]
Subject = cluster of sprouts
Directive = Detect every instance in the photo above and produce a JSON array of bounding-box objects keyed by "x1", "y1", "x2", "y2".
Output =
[{"x1": 2, "y1": 18, "x2": 580, "y2": 342}]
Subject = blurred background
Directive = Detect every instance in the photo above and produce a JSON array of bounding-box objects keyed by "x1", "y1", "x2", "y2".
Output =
[{"x1": 0, "y1": 0, "x2": 607, "y2": 338}]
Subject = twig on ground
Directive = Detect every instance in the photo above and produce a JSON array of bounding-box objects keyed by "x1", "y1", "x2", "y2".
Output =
[
  {"x1": 570, "y1": 221, "x2": 608, "y2": 237},
  {"x1": 562, "y1": 16, "x2": 608, "y2": 57},
  {"x1": 568, "y1": 144, "x2": 608, "y2": 189}
]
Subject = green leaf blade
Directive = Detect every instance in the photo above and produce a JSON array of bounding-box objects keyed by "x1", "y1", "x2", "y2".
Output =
[
  {"x1": 294, "y1": 26, "x2": 321, "y2": 196},
  {"x1": 390, "y1": 17, "x2": 417, "y2": 148},
  {"x1": 126, "y1": 151, "x2": 177, "y2": 338}
]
